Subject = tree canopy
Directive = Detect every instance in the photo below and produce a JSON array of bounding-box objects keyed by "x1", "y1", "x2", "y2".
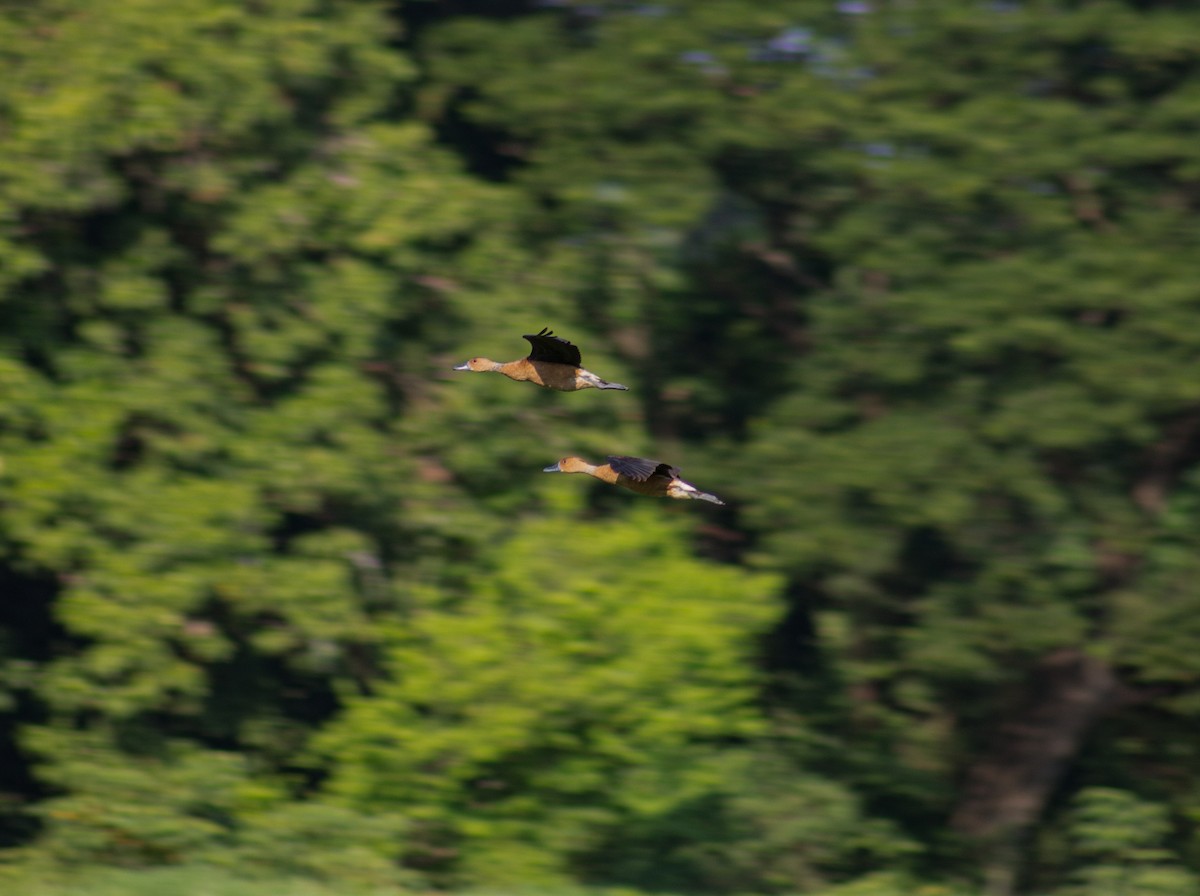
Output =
[{"x1": 3, "y1": 2, "x2": 1200, "y2": 895}]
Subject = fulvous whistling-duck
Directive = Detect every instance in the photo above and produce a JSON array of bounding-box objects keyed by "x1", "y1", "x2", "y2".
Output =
[
  {"x1": 543, "y1": 455, "x2": 725, "y2": 505},
  {"x1": 453, "y1": 328, "x2": 628, "y2": 392}
]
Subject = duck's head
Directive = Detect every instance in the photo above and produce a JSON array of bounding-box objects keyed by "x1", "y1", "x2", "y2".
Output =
[
  {"x1": 453, "y1": 357, "x2": 498, "y2": 372},
  {"x1": 543, "y1": 456, "x2": 591, "y2": 474}
]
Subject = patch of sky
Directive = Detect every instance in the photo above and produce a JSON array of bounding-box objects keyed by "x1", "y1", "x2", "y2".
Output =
[
  {"x1": 849, "y1": 141, "x2": 897, "y2": 170},
  {"x1": 803, "y1": 37, "x2": 874, "y2": 87},
  {"x1": 678, "y1": 50, "x2": 726, "y2": 76},
  {"x1": 849, "y1": 141, "x2": 934, "y2": 163},
  {"x1": 747, "y1": 26, "x2": 814, "y2": 63},
  {"x1": 769, "y1": 26, "x2": 814, "y2": 56}
]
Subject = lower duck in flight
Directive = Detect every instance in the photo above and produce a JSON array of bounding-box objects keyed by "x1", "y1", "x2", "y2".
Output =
[
  {"x1": 453, "y1": 328, "x2": 628, "y2": 392},
  {"x1": 543, "y1": 455, "x2": 725, "y2": 505}
]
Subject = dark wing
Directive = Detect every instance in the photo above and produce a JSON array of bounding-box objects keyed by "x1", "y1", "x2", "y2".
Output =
[
  {"x1": 607, "y1": 455, "x2": 679, "y2": 482},
  {"x1": 523, "y1": 327, "x2": 582, "y2": 367}
]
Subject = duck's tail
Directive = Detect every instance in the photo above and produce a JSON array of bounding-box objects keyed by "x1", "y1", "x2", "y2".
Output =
[
  {"x1": 670, "y1": 480, "x2": 726, "y2": 505},
  {"x1": 580, "y1": 369, "x2": 629, "y2": 391}
]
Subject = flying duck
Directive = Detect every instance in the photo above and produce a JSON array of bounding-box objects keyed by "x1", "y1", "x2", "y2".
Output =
[
  {"x1": 543, "y1": 455, "x2": 725, "y2": 505},
  {"x1": 453, "y1": 328, "x2": 628, "y2": 392}
]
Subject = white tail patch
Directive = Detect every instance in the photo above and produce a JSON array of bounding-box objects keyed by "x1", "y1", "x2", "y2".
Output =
[
  {"x1": 579, "y1": 369, "x2": 629, "y2": 391},
  {"x1": 669, "y1": 479, "x2": 725, "y2": 505}
]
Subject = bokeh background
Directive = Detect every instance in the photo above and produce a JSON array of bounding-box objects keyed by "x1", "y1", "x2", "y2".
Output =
[{"x1": 2, "y1": 2, "x2": 1200, "y2": 895}]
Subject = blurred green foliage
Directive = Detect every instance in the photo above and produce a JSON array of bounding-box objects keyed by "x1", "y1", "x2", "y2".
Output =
[
  {"x1": 3, "y1": 1, "x2": 1200, "y2": 895},
  {"x1": 317, "y1": 508, "x2": 783, "y2": 888}
]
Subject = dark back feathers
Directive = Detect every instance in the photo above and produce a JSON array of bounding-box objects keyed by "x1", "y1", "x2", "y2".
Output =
[
  {"x1": 523, "y1": 327, "x2": 582, "y2": 367},
  {"x1": 607, "y1": 455, "x2": 679, "y2": 482}
]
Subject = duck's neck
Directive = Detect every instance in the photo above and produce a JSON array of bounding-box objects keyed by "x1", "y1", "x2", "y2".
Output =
[
  {"x1": 590, "y1": 464, "x2": 618, "y2": 484},
  {"x1": 496, "y1": 359, "x2": 528, "y2": 378},
  {"x1": 565, "y1": 460, "x2": 601, "y2": 477}
]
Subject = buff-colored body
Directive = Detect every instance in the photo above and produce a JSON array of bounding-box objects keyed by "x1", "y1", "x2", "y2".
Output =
[
  {"x1": 544, "y1": 456, "x2": 725, "y2": 505},
  {"x1": 453, "y1": 328, "x2": 628, "y2": 392},
  {"x1": 461, "y1": 358, "x2": 620, "y2": 392}
]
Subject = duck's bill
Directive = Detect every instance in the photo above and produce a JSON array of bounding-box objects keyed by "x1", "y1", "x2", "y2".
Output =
[
  {"x1": 542, "y1": 462, "x2": 562, "y2": 473},
  {"x1": 452, "y1": 361, "x2": 471, "y2": 370}
]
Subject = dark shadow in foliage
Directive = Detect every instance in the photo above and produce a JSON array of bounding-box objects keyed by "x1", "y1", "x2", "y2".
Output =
[
  {"x1": 644, "y1": 194, "x2": 816, "y2": 443},
  {"x1": 758, "y1": 571, "x2": 974, "y2": 883},
  {"x1": 575, "y1": 793, "x2": 731, "y2": 894},
  {"x1": 891, "y1": 526, "x2": 972, "y2": 597},
  {"x1": 397, "y1": 0, "x2": 539, "y2": 184},
  {"x1": 202, "y1": 584, "x2": 345, "y2": 727},
  {"x1": 424, "y1": 87, "x2": 530, "y2": 184},
  {"x1": 0, "y1": 567, "x2": 66, "y2": 848},
  {"x1": 7, "y1": 208, "x2": 148, "y2": 379},
  {"x1": 762, "y1": 579, "x2": 824, "y2": 684},
  {"x1": 576, "y1": 766, "x2": 915, "y2": 895}
]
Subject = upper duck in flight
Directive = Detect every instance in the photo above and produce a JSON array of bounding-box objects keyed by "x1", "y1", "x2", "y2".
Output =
[
  {"x1": 453, "y1": 328, "x2": 628, "y2": 392},
  {"x1": 543, "y1": 455, "x2": 725, "y2": 505}
]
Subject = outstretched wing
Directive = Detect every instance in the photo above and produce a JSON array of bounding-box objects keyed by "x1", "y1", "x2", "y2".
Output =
[
  {"x1": 608, "y1": 455, "x2": 678, "y2": 482},
  {"x1": 523, "y1": 327, "x2": 582, "y2": 367}
]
